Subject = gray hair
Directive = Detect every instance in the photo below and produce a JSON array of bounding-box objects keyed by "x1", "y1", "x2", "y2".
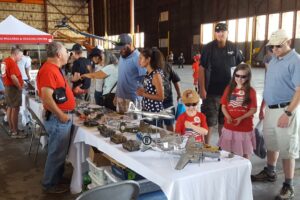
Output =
[
  {"x1": 104, "y1": 51, "x2": 118, "y2": 66},
  {"x1": 46, "y1": 41, "x2": 64, "y2": 58},
  {"x1": 11, "y1": 45, "x2": 22, "y2": 55}
]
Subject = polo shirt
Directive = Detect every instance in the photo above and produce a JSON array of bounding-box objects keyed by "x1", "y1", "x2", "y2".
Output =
[
  {"x1": 37, "y1": 62, "x2": 75, "y2": 111},
  {"x1": 201, "y1": 40, "x2": 244, "y2": 95},
  {"x1": 72, "y1": 57, "x2": 91, "y2": 89},
  {"x1": 1, "y1": 57, "x2": 23, "y2": 87},
  {"x1": 263, "y1": 49, "x2": 300, "y2": 105}
]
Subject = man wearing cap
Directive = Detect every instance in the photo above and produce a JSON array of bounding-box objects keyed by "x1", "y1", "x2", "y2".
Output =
[
  {"x1": 70, "y1": 43, "x2": 91, "y2": 101},
  {"x1": 198, "y1": 22, "x2": 244, "y2": 144},
  {"x1": 114, "y1": 33, "x2": 146, "y2": 113},
  {"x1": 251, "y1": 29, "x2": 300, "y2": 200}
]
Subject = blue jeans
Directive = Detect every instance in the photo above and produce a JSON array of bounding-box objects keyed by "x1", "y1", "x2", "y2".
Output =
[
  {"x1": 42, "y1": 114, "x2": 72, "y2": 189},
  {"x1": 94, "y1": 91, "x2": 103, "y2": 106}
]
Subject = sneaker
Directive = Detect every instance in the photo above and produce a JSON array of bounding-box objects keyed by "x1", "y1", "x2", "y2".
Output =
[
  {"x1": 43, "y1": 184, "x2": 69, "y2": 194},
  {"x1": 275, "y1": 183, "x2": 295, "y2": 200},
  {"x1": 251, "y1": 167, "x2": 277, "y2": 182},
  {"x1": 10, "y1": 132, "x2": 27, "y2": 139}
]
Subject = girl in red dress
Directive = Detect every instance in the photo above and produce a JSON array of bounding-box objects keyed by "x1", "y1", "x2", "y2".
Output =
[{"x1": 218, "y1": 64, "x2": 257, "y2": 159}]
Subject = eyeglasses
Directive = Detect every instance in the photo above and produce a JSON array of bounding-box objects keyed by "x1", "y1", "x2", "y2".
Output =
[
  {"x1": 235, "y1": 74, "x2": 248, "y2": 79},
  {"x1": 185, "y1": 103, "x2": 198, "y2": 107}
]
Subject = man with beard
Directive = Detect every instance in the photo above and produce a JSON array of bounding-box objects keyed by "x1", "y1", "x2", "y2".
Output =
[
  {"x1": 198, "y1": 22, "x2": 244, "y2": 144},
  {"x1": 114, "y1": 34, "x2": 146, "y2": 113}
]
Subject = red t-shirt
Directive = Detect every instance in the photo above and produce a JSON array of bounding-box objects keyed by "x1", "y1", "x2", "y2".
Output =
[
  {"x1": 220, "y1": 86, "x2": 257, "y2": 132},
  {"x1": 175, "y1": 112, "x2": 208, "y2": 142},
  {"x1": 1, "y1": 57, "x2": 23, "y2": 87},
  {"x1": 37, "y1": 62, "x2": 75, "y2": 111}
]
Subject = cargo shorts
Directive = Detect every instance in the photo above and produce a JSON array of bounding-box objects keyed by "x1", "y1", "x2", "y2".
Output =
[
  {"x1": 4, "y1": 86, "x2": 22, "y2": 108},
  {"x1": 201, "y1": 95, "x2": 224, "y2": 127},
  {"x1": 263, "y1": 106, "x2": 300, "y2": 159}
]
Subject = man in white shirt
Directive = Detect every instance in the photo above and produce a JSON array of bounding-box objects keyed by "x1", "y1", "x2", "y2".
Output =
[{"x1": 17, "y1": 50, "x2": 31, "y2": 83}]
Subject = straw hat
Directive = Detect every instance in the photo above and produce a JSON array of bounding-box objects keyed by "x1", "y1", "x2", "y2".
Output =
[{"x1": 182, "y1": 89, "x2": 199, "y2": 104}]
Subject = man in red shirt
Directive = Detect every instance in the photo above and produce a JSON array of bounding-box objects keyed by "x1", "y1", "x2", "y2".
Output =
[
  {"x1": 37, "y1": 41, "x2": 75, "y2": 194},
  {"x1": 1, "y1": 46, "x2": 24, "y2": 138}
]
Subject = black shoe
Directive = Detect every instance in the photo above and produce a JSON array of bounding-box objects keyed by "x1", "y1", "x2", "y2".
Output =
[
  {"x1": 43, "y1": 184, "x2": 69, "y2": 194},
  {"x1": 275, "y1": 183, "x2": 295, "y2": 200},
  {"x1": 251, "y1": 167, "x2": 277, "y2": 182}
]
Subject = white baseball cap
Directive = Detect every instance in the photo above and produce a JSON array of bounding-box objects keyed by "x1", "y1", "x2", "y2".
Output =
[{"x1": 266, "y1": 29, "x2": 290, "y2": 46}]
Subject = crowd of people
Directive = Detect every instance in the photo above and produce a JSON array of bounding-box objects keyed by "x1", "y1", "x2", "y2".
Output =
[{"x1": 0, "y1": 23, "x2": 299, "y2": 200}]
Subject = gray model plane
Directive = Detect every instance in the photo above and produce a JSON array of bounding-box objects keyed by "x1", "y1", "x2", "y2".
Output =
[
  {"x1": 127, "y1": 101, "x2": 174, "y2": 120},
  {"x1": 175, "y1": 137, "x2": 221, "y2": 170}
]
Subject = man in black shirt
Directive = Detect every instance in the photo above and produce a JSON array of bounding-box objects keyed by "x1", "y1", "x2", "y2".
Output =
[
  {"x1": 163, "y1": 62, "x2": 181, "y2": 131},
  {"x1": 71, "y1": 43, "x2": 91, "y2": 101},
  {"x1": 199, "y1": 22, "x2": 244, "y2": 144}
]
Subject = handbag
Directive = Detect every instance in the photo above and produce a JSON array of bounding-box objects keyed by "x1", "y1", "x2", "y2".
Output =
[
  {"x1": 52, "y1": 69, "x2": 68, "y2": 104},
  {"x1": 103, "y1": 82, "x2": 117, "y2": 111},
  {"x1": 254, "y1": 120, "x2": 267, "y2": 159},
  {"x1": 175, "y1": 99, "x2": 186, "y2": 120}
]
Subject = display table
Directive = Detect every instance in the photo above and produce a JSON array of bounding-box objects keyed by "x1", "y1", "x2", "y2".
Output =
[
  {"x1": 68, "y1": 122, "x2": 253, "y2": 200},
  {"x1": 26, "y1": 97, "x2": 253, "y2": 200}
]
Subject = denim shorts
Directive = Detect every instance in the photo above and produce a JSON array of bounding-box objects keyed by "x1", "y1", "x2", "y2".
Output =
[{"x1": 201, "y1": 95, "x2": 224, "y2": 127}]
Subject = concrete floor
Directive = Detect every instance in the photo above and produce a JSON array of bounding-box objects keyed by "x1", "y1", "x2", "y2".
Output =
[{"x1": 0, "y1": 66, "x2": 299, "y2": 200}]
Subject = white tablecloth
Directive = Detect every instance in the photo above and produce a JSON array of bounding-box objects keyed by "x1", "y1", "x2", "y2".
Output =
[{"x1": 68, "y1": 122, "x2": 253, "y2": 200}]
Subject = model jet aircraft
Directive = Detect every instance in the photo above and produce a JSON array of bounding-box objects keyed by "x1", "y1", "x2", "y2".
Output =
[
  {"x1": 175, "y1": 137, "x2": 221, "y2": 170},
  {"x1": 127, "y1": 101, "x2": 174, "y2": 120}
]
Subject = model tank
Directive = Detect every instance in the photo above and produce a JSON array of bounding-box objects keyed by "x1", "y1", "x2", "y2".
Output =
[
  {"x1": 119, "y1": 121, "x2": 139, "y2": 133},
  {"x1": 97, "y1": 124, "x2": 115, "y2": 138},
  {"x1": 122, "y1": 140, "x2": 141, "y2": 152},
  {"x1": 110, "y1": 134, "x2": 127, "y2": 144},
  {"x1": 83, "y1": 120, "x2": 99, "y2": 127}
]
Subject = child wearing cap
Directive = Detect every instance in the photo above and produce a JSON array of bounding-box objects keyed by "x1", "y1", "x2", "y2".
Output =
[{"x1": 175, "y1": 89, "x2": 208, "y2": 142}]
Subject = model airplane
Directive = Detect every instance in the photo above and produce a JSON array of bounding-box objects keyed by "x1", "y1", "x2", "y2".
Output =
[
  {"x1": 175, "y1": 137, "x2": 221, "y2": 170},
  {"x1": 127, "y1": 101, "x2": 174, "y2": 120}
]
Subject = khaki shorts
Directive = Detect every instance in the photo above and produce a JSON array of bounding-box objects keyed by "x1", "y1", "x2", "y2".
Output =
[
  {"x1": 263, "y1": 106, "x2": 300, "y2": 159},
  {"x1": 201, "y1": 95, "x2": 224, "y2": 127},
  {"x1": 4, "y1": 86, "x2": 22, "y2": 108}
]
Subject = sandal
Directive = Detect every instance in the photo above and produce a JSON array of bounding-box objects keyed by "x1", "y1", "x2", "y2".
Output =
[{"x1": 11, "y1": 132, "x2": 27, "y2": 139}]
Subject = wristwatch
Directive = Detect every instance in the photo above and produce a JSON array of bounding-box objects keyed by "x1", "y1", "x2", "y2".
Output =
[{"x1": 284, "y1": 110, "x2": 292, "y2": 117}]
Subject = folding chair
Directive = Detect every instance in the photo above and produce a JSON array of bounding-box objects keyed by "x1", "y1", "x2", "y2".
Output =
[
  {"x1": 76, "y1": 180, "x2": 140, "y2": 200},
  {"x1": 27, "y1": 106, "x2": 48, "y2": 163}
]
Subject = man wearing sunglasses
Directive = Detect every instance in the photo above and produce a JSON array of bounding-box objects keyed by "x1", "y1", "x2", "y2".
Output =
[
  {"x1": 251, "y1": 29, "x2": 300, "y2": 200},
  {"x1": 198, "y1": 22, "x2": 244, "y2": 144}
]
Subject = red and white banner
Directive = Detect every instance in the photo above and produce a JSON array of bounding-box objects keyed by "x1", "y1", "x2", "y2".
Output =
[{"x1": 0, "y1": 34, "x2": 53, "y2": 44}]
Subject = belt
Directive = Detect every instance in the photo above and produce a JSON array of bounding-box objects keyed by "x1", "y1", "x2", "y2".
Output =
[
  {"x1": 268, "y1": 102, "x2": 290, "y2": 109},
  {"x1": 62, "y1": 110, "x2": 75, "y2": 114}
]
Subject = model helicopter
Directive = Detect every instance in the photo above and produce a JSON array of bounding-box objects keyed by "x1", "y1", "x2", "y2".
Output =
[
  {"x1": 126, "y1": 101, "x2": 174, "y2": 120},
  {"x1": 175, "y1": 137, "x2": 221, "y2": 170}
]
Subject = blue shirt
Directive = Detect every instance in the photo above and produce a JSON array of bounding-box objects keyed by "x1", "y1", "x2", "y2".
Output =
[
  {"x1": 116, "y1": 49, "x2": 146, "y2": 101},
  {"x1": 263, "y1": 49, "x2": 300, "y2": 105}
]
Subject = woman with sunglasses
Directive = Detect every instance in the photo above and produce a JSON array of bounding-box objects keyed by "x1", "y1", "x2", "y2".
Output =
[
  {"x1": 218, "y1": 63, "x2": 257, "y2": 159},
  {"x1": 175, "y1": 89, "x2": 208, "y2": 142}
]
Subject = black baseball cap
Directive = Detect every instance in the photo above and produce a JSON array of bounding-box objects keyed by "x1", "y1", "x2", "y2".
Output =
[
  {"x1": 114, "y1": 34, "x2": 132, "y2": 50},
  {"x1": 71, "y1": 43, "x2": 83, "y2": 52},
  {"x1": 89, "y1": 47, "x2": 102, "y2": 58},
  {"x1": 215, "y1": 23, "x2": 227, "y2": 32}
]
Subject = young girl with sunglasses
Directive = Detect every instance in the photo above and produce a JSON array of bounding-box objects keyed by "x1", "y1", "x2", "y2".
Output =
[
  {"x1": 218, "y1": 64, "x2": 257, "y2": 159},
  {"x1": 175, "y1": 89, "x2": 208, "y2": 142}
]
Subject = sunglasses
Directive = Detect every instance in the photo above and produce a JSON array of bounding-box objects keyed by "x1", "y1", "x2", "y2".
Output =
[
  {"x1": 269, "y1": 44, "x2": 283, "y2": 49},
  {"x1": 235, "y1": 74, "x2": 248, "y2": 79},
  {"x1": 185, "y1": 103, "x2": 198, "y2": 107}
]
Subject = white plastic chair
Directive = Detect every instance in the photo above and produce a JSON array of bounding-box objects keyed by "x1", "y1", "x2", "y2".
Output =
[{"x1": 76, "y1": 180, "x2": 140, "y2": 200}]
